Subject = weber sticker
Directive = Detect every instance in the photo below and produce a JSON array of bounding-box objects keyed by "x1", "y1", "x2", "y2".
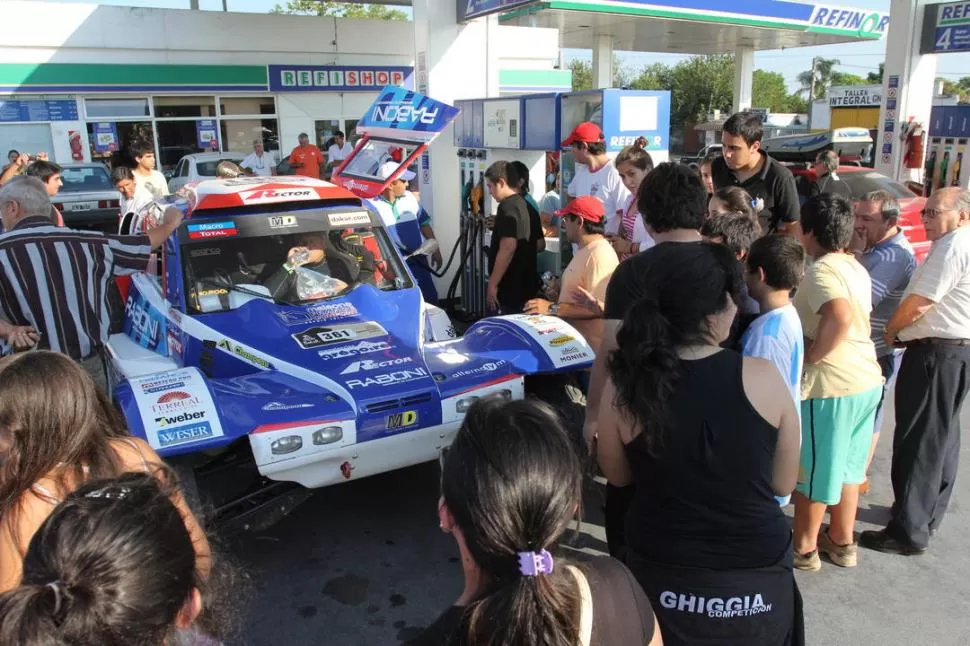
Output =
[
  {"x1": 328, "y1": 211, "x2": 372, "y2": 227},
  {"x1": 293, "y1": 322, "x2": 386, "y2": 349}
]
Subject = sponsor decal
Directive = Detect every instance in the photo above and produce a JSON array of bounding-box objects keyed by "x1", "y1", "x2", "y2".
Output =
[
  {"x1": 167, "y1": 329, "x2": 184, "y2": 359},
  {"x1": 292, "y1": 322, "x2": 386, "y2": 350},
  {"x1": 340, "y1": 179, "x2": 371, "y2": 194},
  {"x1": 808, "y1": 6, "x2": 889, "y2": 37},
  {"x1": 658, "y1": 591, "x2": 772, "y2": 619},
  {"x1": 187, "y1": 221, "x2": 235, "y2": 232},
  {"x1": 216, "y1": 339, "x2": 273, "y2": 370},
  {"x1": 346, "y1": 367, "x2": 428, "y2": 389},
  {"x1": 268, "y1": 215, "x2": 298, "y2": 229},
  {"x1": 240, "y1": 188, "x2": 313, "y2": 204},
  {"x1": 317, "y1": 340, "x2": 391, "y2": 359},
  {"x1": 198, "y1": 288, "x2": 228, "y2": 296},
  {"x1": 450, "y1": 360, "x2": 506, "y2": 380},
  {"x1": 262, "y1": 401, "x2": 315, "y2": 411},
  {"x1": 271, "y1": 65, "x2": 412, "y2": 93},
  {"x1": 559, "y1": 352, "x2": 589, "y2": 364},
  {"x1": 275, "y1": 302, "x2": 359, "y2": 326},
  {"x1": 328, "y1": 211, "x2": 372, "y2": 227},
  {"x1": 340, "y1": 357, "x2": 413, "y2": 374},
  {"x1": 549, "y1": 335, "x2": 574, "y2": 347},
  {"x1": 157, "y1": 421, "x2": 215, "y2": 448},
  {"x1": 154, "y1": 410, "x2": 206, "y2": 427},
  {"x1": 187, "y1": 220, "x2": 238, "y2": 240},
  {"x1": 124, "y1": 292, "x2": 167, "y2": 353},
  {"x1": 139, "y1": 378, "x2": 185, "y2": 394},
  {"x1": 385, "y1": 410, "x2": 418, "y2": 430},
  {"x1": 157, "y1": 390, "x2": 192, "y2": 404},
  {"x1": 189, "y1": 247, "x2": 222, "y2": 257}
]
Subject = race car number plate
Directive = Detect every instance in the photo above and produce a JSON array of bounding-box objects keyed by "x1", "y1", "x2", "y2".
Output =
[{"x1": 292, "y1": 322, "x2": 387, "y2": 350}]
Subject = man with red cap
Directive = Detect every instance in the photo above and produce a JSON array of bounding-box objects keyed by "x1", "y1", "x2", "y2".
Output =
[
  {"x1": 562, "y1": 122, "x2": 629, "y2": 238},
  {"x1": 525, "y1": 195, "x2": 619, "y2": 362}
]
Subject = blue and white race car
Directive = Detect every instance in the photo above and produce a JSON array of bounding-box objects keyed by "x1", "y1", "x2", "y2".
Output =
[{"x1": 106, "y1": 176, "x2": 592, "y2": 529}]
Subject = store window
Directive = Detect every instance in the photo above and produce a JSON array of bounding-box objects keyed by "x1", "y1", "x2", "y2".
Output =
[
  {"x1": 85, "y1": 121, "x2": 154, "y2": 167},
  {"x1": 220, "y1": 97, "x2": 275, "y2": 116},
  {"x1": 314, "y1": 120, "x2": 342, "y2": 152},
  {"x1": 221, "y1": 118, "x2": 280, "y2": 159},
  {"x1": 152, "y1": 96, "x2": 216, "y2": 118},
  {"x1": 84, "y1": 98, "x2": 150, "y2": 118},
  {"x1": 0, "y1": 124, "x2": 54, "y2": 165}
]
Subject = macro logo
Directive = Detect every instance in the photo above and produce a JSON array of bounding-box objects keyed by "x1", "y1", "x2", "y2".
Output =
[{"x1": 809, "y1": 6, "x2": 890, "y2": 37}]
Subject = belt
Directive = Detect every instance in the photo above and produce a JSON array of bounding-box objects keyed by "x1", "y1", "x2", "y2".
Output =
[{"x1": 903, "y1": 337, "x2": 970, "y2": 347}]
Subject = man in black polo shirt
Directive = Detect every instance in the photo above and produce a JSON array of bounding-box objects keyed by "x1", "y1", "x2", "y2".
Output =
[
  {"x1": 712, "y1": 112, "x2": 801, "y2": 235},
  {"x1": 485, "y1": 160, "x2": 539, "y2": 314},
  {"x1": 810, "y1": 149, "x2": 852, "y2": 200},
  {"x1": 583, "y1": 162, "x2": 707, "y2": 559}
]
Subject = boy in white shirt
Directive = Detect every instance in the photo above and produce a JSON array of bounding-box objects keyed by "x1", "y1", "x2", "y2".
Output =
[
  {"x1": 130, "y1": 141, "x2": 169, "y2": 200},
  {"x1": 562, "y1": 121, "x2": 629, "y2": 236}
]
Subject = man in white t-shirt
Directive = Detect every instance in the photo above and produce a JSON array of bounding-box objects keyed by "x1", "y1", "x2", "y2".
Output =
[
  {"x1": 327, "y1": 131, "x2": 354, "y2": 168},
  {"x1": 130, "y1": 141, "x2": 169, "y2": 199},
  {"x1": 240, "y1": 139, "x2": 275, "y2": 177},
  {"x1": 562, "y1": 122, "x2": 629, "y2": 236}
]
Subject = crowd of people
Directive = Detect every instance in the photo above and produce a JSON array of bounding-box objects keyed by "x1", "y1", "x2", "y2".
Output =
[{"x1": 0, "y1": 107, "x2": 967, "y2": 644}]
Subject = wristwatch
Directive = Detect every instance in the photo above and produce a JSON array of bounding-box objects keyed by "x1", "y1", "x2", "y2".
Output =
[{"x1": 548, "y1": 303, "x2": 560, "y2": 316}]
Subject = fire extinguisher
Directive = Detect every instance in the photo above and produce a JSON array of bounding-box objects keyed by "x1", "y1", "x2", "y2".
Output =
[{"x1": 902, "y1": 120, "x2": 926, "y2": 170}]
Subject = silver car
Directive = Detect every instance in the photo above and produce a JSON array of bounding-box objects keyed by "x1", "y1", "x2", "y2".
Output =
[
  {"x1": 167, "y1": 152, "x2": 246, "y2": 193},
  {"x1": 53, "y1": 163, "x2": 119, "y2": 231}
]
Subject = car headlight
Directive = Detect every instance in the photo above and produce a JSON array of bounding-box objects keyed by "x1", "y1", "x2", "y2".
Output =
[
  {"x1": 312, "y1": 426, "x2": 343, "y2": 445},
  {"x1": 271, "y1": 435, "x2": 303, "y2": 455}
]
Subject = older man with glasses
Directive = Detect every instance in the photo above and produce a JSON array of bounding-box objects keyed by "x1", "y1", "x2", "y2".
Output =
[
  {"x1": 241, "y1": 139, "x2": 275, "y2": 177},
  {"x1": 861, "y1": 187, "x2": 970, "y2": 556}
]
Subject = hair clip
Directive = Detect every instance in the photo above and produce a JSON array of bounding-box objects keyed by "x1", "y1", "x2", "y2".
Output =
[
  {"x1": 518, "y1": 549, "x2": 554, "y2": 576},
  {"x1": 46, "y1": 581, "x2": 65, "y2": 615},
  {"x1": 84, "y1": 485, "x2": 132, "y2": 500}
]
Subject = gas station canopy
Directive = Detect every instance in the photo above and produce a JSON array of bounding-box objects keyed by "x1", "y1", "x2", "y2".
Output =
[{"x1": 497, "y1": 0, "x2": 892, "y2": 53}]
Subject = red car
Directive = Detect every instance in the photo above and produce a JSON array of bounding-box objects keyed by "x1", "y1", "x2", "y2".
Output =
[{"x1": 790, "y1": 165, "x2": 930, "y2": 263}]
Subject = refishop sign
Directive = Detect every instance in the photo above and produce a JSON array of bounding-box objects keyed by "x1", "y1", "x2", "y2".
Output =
[{"x1": 829, "y1": 86, "x2": 882, "y2": 107}]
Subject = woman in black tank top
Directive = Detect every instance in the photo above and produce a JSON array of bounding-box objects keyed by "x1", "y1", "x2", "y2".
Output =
[
  {"x1": 595, "y1": 243, "x2": 803, "y2": 646},
  {"x1": 408, "y1": 398, "x2": 661, "y2": 646}
]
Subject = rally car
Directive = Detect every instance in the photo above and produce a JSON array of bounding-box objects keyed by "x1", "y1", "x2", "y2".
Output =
[{"x1": 106, "y1": 176, "x2": 593, "y2": 531}]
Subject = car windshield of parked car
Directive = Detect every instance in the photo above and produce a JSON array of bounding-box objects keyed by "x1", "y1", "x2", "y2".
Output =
[
  {"x1": 182, "y1": 214, "x2": 411, "y2": 314},
  {"x1": 59, "y1": 165, "x2": 112, "y2": 192},
  {"x1": 196, "y1": 159, "x2": 245, "y2": 177},
  {"x1": 840, "y1": 171, "x2": 914, "y2": 200}
]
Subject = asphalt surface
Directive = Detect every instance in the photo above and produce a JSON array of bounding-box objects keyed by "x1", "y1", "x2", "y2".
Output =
[{"x1": 233, "y1": 386, "x2": 970, "y2": 646}]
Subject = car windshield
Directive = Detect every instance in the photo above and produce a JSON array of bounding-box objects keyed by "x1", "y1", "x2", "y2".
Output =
[
  {"x1": 196, "y1": 159, "x2": 244, "y2": 177},
  {"x1": 840, "y1": 171, "x2": 915, "y2": 200},
  {"x1": 181, "y1": 210, "x2": 411, "y2": 314},
  {"x1": 59, "y1": 166, "x2": 112, "y2": 193}
]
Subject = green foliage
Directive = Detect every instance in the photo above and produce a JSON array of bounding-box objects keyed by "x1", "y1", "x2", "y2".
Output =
[
  {"x1": 797, "y1": 57, "x2": 840, "y2": 100},
  {"x1": 830, "y1": 71, "x2": 868, "y2": 87},
  {"x1": 867, "y1": 63, "x2": 884, "y2": 84},
  {"x1": 568, "y1": 56, "x2": 627, "y2": 91},
  {"x1": 270, "y1": 0, "x2": 408, "y2": 20}
]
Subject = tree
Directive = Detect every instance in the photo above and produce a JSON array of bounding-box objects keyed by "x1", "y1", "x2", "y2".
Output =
[
  {"x1": 830, "y1": 71, "x2": 868, "y2": 87},
  {"x1": 270, "y1": 0, "x2": 408, "y2": 19},
  {"x1": 867, "y1": 63, "x2": 885, "y2": 84},
  {"x1": 797, "y1": 57, "x2": 840, "y2": 100},
  {"x1": 568, "y1": 56, "x2": 627, "y2": 91},
  {"x1": 628, "y1": 62, "x2": 674, "y2": 91},
  {"x1": 668, "y1": 54, "x2": 735, "y2": 124},
  {"x1": 752, "y1": 70, "x2": 790, "y2": 112}
]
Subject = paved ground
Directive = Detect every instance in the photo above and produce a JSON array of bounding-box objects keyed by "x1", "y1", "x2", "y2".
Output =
[{"x1": 233, "y1": 389, "x2": 970, "y2": 645}]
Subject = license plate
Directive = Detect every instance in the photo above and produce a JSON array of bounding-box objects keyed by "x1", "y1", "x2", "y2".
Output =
[{"x1": 67, "y1": 202, "x2": 97, "y2": 211}]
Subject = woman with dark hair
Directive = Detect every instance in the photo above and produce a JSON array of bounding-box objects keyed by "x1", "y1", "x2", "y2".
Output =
[
  {"x1": 791, "y1": 194, "x2": 882, "y2": 571},
  {"x1": 0, "y1": 351, "x2": 210, "y2": 591},
  {"x1": 708, "y1": 185, "x2": 757, "y2": 220},
  {"x1": 610, "y1": 137, "x2": 655, "y2": 260},
  {"x1": 596, "y1": 242, "x2": 802, "y2": 645},
  {"x1": 0, "y1": 472, "x2": 232, "y2": 645},
  {"x1": 410, "y1": 397, "x2": 661, "y2": 646}
]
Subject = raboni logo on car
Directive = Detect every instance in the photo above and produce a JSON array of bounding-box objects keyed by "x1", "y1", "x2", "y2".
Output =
[{"x1": 345, "y1": 367, "x2": 428, "y2": 389}]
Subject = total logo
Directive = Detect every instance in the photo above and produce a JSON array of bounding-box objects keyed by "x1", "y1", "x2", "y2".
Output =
[
  {"x1": 346, "y1": 368, "x2": 428, "y2": 389},
  {"x1": 154, "y1": 410, "x2": 206, "y2": 427},
  {"x1": 340, "y1": 356, "x2": 413, "y2": 374},
  {"x1": 241, "y1": 188, "x2": 314, "y2": 203}
]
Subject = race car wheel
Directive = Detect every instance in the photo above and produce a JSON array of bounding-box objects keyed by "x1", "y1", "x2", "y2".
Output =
[{"x1": 524, "y1": 373, "x2": 587, "y2": 453}]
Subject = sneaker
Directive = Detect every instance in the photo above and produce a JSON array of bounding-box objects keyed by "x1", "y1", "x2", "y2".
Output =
[
  {"x1": 794, "y1": 549, "x2": 821, "y2": 571},
  {"x1": 819, "y1": 531, "x2": 858, "y2": 567}
]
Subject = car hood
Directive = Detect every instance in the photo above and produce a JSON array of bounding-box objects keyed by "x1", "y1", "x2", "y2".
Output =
[{"x1": 196, "y1": 284, "x2": 436, "y2": 401}]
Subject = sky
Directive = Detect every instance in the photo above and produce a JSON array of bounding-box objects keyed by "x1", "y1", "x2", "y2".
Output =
[{"x1": 41, "y1": 0, "x2": 970, "y2": 92}]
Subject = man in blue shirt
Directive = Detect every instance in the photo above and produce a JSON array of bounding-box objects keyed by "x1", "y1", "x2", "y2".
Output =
[
  {"x1": 741, "y1": 234, "x2": 807, "y2": 505},
  {"x1": 850, "y1": 190, "x2": 916, "y2": 489},
  {"x1": 368, "y1": 162, "x2": 443, "y2": 304}
]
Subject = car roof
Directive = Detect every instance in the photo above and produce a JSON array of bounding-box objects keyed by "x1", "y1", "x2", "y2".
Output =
[
  {"x1": 181, "y1": 176, "x2": 360, "y2": 213},
  {"x1": 183, "y1": 152, "x2": 246, "y2": 162},
  {"x1": 60, "y1": 163, "x2": 109, "y2": 169}
]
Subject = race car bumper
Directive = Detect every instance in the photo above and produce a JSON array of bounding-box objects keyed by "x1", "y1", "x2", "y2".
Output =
[{"x1": 254, "y1": 420, "x2": 460, "y2": 488}]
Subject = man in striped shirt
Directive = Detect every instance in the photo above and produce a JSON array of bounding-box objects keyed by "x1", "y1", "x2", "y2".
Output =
[
  {"x1": 0, "y1": 176, "x2": 182, "y2": 390},
  {"x1": 850, "y1": 190, "x2": 916, "y2": 489}
]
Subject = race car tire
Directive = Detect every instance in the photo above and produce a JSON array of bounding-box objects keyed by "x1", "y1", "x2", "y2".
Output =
[{"x1": 524, "y1": 373, "x2": 587, "y2": 455}]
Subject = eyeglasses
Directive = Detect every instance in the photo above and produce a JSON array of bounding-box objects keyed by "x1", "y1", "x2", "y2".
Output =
[{"x1": 920, "y1": 208, "x2": 955, "y2": 220}]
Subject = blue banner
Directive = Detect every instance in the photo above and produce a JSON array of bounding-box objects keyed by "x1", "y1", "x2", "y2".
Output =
[
  {"x1": 93, "y1": 122, "x2": 119, "y2": 153},
  {"x1": 268, "y1": 65, "x2": 413, "y2": 93},
  {"x1": 356, "y1": 86, "x2": 460, "y2": 142},
  {"x1": 0, "y1": 98, "x2": 79, "y2": 123},
  {"x1": 196, "y1": 119, "x2": 219, "y2": 150}
]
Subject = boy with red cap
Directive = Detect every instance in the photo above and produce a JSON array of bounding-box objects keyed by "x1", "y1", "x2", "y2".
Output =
[
  {"x1": 524, "y1": 195, "x2": 619, "y2": 358},
  {"x1": 562, "y1": 122, "x2": 629, "y2": 237}
]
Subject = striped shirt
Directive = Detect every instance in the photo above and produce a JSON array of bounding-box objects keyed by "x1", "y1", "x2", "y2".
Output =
[
  {"x1": 857, "y1": 230, "x2": 916, "y2": 356},
  {"x1": 0, "y1": 216, "x2": 151, "y2": 359}
]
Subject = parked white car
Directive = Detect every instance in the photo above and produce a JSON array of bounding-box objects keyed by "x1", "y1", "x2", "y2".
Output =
[{"x1": 167, "y1": 152, "x2": 246, "y2": 193}]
